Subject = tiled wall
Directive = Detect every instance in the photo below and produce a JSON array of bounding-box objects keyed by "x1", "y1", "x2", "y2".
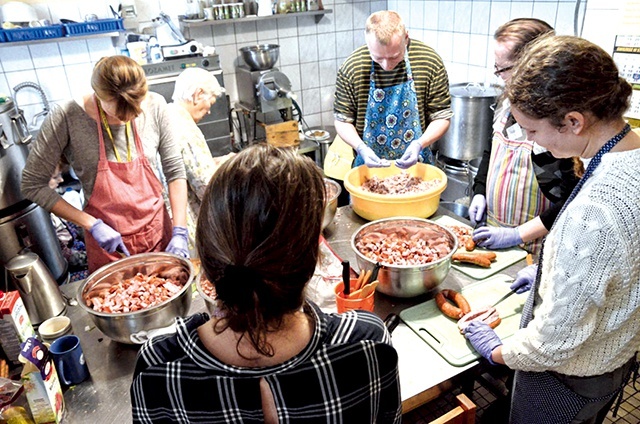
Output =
[{"x1": 0, "y1": 0, "x2": 629, "y2": 132}]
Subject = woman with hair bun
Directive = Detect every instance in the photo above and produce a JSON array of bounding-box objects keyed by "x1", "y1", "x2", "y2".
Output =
[
  {"x1": 131, "y1": 144, "x2": 401, "y2": 423},
  {"x1": 464, "y1": 35, "x2": 640, "y2": 423}
]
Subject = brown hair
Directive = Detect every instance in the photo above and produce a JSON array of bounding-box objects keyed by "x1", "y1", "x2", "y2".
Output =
[
  {"x1": 494, "y1": 18, "x2": 554, "y2": 63},
  {"x1": 365, "y1": 10, "x2": 406, "y2": 45},
  {"x1": 507, "y1": 35, "x2": 632, "y2": 128},
  {"x1": 91, "y1": 55, "x2": 147, "y2": 122},
  {"x1": 196, "y1": 144, "x2": 325, "y2": 357}
]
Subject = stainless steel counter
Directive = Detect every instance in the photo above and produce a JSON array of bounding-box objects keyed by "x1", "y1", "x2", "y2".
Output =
[{"x1": 58, "y1": 205, "x2": 527, "y2": 421}]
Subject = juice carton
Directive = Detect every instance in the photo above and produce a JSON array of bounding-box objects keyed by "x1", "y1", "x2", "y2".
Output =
[{"x1": 0, "y1": 291, "x2": 36, "y2": 363}]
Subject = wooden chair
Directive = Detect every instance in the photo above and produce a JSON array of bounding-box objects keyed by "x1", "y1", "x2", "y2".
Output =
[{"x1": 428, "y1": 393, "x2": 477, "y2": 424}]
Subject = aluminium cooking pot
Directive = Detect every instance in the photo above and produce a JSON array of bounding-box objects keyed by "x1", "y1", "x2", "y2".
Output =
[{"x1": 437, "y1": 83, "x2": 502, "y2": 161}]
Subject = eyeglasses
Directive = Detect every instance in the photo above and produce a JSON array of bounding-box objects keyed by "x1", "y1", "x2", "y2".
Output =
[{"x1": 494, "y1": 63, "x2": 514, "y2": 76}]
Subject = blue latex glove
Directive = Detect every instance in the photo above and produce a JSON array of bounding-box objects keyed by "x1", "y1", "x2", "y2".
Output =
[
  {"x1": 473, "y1": 226, "x2": 523, "y2": 249},
  {"x1": 395, "y1": 140, "x2": 423, "y2": 169},
  {"x1": 165, "y1": 226, "x2": 189, "y2": 258},
  {"x1": 89, "y1": 219, "x2": 130, "y2": 256},
  {"x1": 463, "y1": 320, "x2": 503, "y2": 365},
  {"x1": 356, "y1": 143, "x2": 390, "y2": 168},
  {"x1": 468, "y1": 194, "x2": 486, "y2": 226},
  {"x1": 510, "y1": 264, "x2": 538, "y2": 294}
]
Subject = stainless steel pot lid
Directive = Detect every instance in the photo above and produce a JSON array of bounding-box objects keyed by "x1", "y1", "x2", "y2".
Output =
[{"x1": 450, "y1": 82, "x2": 502, "y2": 98}]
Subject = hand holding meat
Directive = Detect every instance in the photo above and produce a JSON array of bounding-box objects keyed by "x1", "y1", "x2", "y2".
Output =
[
  {"x1": 510, "y1": 264, "x2": 537, "y2": 294},
  {"x1": 90, "y1": 219, "x2": 130, "y2": 256},
  {"x1": 463, "y1": 320, "x2": 503, "y2": 365},
  {"x1": 165, "y1": 226, "x2": 190, "y2": 258},
  {"x1": 468, "y1": 194, "x2": 486, "y2": 226},
  {"x1": 473, "y1": 226, "x2": 522, "y2": 249},
  {"x1": 395, "y1": 140, "x2": 423, "y2": 169},
  {"x1": 356, "y1": 143, "x2": 390, "y2": 168}
]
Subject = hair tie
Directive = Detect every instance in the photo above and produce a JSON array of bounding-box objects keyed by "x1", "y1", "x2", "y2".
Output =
[{"x1": 215, "y1": 264, "x2": 262, "y2": 308}]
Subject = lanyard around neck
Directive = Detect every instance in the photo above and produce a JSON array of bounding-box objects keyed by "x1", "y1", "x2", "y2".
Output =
[{"x1": 96, "y1": 98, "x2": 132, "y2": 163}]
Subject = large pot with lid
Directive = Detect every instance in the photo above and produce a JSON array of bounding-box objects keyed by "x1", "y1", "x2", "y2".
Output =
[{"x1": 437, "y1": 83, "x2": 502, "y2": 161}]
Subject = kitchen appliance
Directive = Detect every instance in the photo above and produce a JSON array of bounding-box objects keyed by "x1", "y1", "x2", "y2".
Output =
[
  {"x1": 142, "y1": 55, "x2": 232, "y2": 157},
  {"x1": 76, "y1": 253, "x2": 194, "y2": 344},
  {"x1": 161, "y1": 40, "x2": 203, "y2": 59},
  {"x1": 351, "y1": 217, "x2": 457, "y2": 298},
  {"x1": 5, "y1": 252, "x2": 66, "y2": 326},
  {"x1": 437, "y1": 83, "x2": 501, "y2": 161},
  {"x1": 0, "y1": 96, "x2": 67, "y2": 290},
  {"x1": 235, "y1": 44, "x2": 299, "y2": 145}
]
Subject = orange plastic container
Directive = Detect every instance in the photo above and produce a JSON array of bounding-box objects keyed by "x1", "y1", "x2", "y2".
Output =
[
  {"x1": 343, "y1": 162, "x2": 447, "y2": 221},
  {"x1": 334, "y1": 280, "x2": 375, "y2": 313}
]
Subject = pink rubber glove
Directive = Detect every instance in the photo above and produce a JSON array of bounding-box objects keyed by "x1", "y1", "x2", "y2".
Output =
[{"x1": 89, "y1": 219, "x2": 130, "y2": 256}]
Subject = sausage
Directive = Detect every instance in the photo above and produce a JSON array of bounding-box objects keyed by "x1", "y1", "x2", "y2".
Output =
[
  {"x1": 435, "y1": 289, "x2": 471, "y2": 319},
  {"x1": 465, "y1": 238, "x2": 476, "y2": 251},
  {"x1": 452, "y1": 253, "x2": 492, "y2": 268},
  {"x1": 458, "y1": 306, "x2": 502, "y2": 332}
]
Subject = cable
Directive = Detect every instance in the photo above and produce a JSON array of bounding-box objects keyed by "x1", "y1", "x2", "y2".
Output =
[{"x1": 291, "y1": 99, "x2": 312, "y2": 132}]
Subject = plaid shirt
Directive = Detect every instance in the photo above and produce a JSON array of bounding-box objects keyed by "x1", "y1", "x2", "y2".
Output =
[{"x1": 130, "y1": 302, "x2": 402, "y2": 423}]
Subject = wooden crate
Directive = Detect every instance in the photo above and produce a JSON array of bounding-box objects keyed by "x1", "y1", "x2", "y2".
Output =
[{"x1": 262, "y1": 121, "x2": 300, "y2": 148}]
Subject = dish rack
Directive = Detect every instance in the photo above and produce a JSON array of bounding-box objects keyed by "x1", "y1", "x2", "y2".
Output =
[
  {"x1": 1, "y1": 25, "x2": 65, "y2": 42},
  {"x1": 64, "y1": 18, "x2": 124, "y2": 36}
]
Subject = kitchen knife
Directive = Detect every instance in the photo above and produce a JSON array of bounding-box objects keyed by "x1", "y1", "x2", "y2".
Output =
[
  {"x1": 342, "y1": 260, "x2": 350, "y2": 295},
  {"x1": 491, "y1": 290, "x2": 516, "y2": 308}
]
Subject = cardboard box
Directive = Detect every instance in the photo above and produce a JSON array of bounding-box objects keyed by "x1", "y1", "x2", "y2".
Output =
[
  {"x1": 20, "y1": 338, "x2": 64, "y2": 424},
  {"x1": 0, "y1": 291, "x2": 36, "y2": 363},
  {"x1": 263, "y1": 121, "x2": 300, "y2": 148}
]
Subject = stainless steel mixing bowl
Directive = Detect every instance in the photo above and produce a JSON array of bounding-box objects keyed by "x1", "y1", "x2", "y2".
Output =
[
  {"x1": 323, "y1": 178, "x2": 341, "y2": 230},
  {"x1": 77, "y1": 252, "x2": 195, "y2": 344},
  {"x1": 351, "y1": 217, "x2": 458, "y2": 298},
  {"x1": 240, "y1": 44, "x2": 280, "y2": 70}
]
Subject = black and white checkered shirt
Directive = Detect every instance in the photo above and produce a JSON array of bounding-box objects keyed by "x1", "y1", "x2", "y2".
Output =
[{"x1": 131, "y1": 302, "x2": 402, "y2": 423}]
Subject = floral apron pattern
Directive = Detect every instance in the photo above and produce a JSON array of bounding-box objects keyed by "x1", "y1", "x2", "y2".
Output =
[{"x1": 354, "y1": 53, "x2": 431, "y2": 166}]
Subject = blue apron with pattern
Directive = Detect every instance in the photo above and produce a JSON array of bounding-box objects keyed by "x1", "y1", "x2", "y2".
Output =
[
  {"x1": 354, "y1": 53, "x2": 432, "y2": 166},
  {"x1": 510, "y1": 124, "x2": 634, "y2": 424}
]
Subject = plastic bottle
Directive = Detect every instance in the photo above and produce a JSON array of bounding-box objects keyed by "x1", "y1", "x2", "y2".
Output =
[{"x1": 148, "y1": 37, "x2": 163, "y2": 63}]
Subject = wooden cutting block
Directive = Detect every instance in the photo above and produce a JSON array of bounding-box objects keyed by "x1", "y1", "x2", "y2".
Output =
[{"x1": 262, "y1": 120, "x2": 300, "y2": 148}]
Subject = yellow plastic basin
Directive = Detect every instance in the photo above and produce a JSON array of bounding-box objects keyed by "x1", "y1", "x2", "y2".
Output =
[{"x1": 344, "y1": 163, "x2": 447, "y2": 221}]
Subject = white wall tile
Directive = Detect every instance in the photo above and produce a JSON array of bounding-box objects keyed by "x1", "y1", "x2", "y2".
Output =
[
  {"x1": 452, "y1": 33, "x2": 469, "y2": 63},
  {"x1": 555, "y1": 2, "x2": 578, "y2": 36},
  {"x1": 0, "y1": 46, "x2": 33, "y2": 72},
  {"x1": 317, "y1": 12, "x2": 335, "y2": 34},
  {"x1": 256, "y1": 19, "x2": 278, "y2": 40},
  {"x1": 319, "y1": 59, "x2": 337, "y2": 88},
  {"x1": 582, "y1": 9, "x2": 621, "y2": 52},
  {"x1": 423, "y1": 2, "x2": 439, "y2": 31},
  {"x1": 321, "y1": 86, "x2": 335, "y2": 112},
  {"x1": 277, "y1": 17, "x2": 298, "y2": 38},
  {"x1": 279, "y1": 37, "x2": 300, "y2": 66},
  {"x1": 216, "y1": 44, "x2": 241, "y2": 74},
  {"x1": 297, "y1": 16, "x2": 318, "y2": 36},
  {"x1": 370, "y1": 1, "x2": 386, "y2": 15},
  {"x1": 409, "y1": 1, "x2": 425, "y2": 31},
  {"x1": 454, "y1": 2, "x2": 471, "y2": 33},
  {"x1": 335, "y1": 31, "x2": 355, "y2": 59},
  {"x1": 5, "y1": 70, "x2": 38, "y2": 101},
  {"x1": 303, "y1": 113, "x2": 322, "y2": 129},
  {"x1": 468, "y1": 34, "x2": 488, "y2": 68},
  {"x1": 302, "y1": 87, "x2": 321, "y2": 115},
  {"x1": 64, "y1": 62, "x2": 94, "y2": 100},
  {"x1": 187, "y1": 26, "x2": 214, "y2": 47},
  {"x1": 334, "y1": 4, "x2": 354, "y2": 32},
  {"x1": 471, "y1": 2, "x2": 491, "y2": 34},
  {"x1": 321, "y1": 110, "x2": 334, "y2": 127},
  {"x1": 318, "y1": 33, "x2": 337, "y2": 60},
  {"x1": 36, "y1": 66, "x2": 71, "y2": 103},
  {"x1": 29, "y1": 43, "x2": 63, "y2": 69},
  {"x1": 396, "y1": 1, "x2": 411, "y2": 24},
  {"x1": 235, "y1": 21, "x2": 258, "y2": 44},
  {"x1": 352, "y1": 2, "x2": 370, "y2": 30},
  {"x1": 298, "y1": 34, "x2": 319, "y2": 63},
  {"x1": 213, "y1": 24, "x2": 237, "y2": 45},
  {"x1": 423, "y1": 30, "x2": 438, "y2": 47},
  {"x1": 279, "y1": 64, "x2": 301, "y2": 93},
  {"x1": 86, "y1": 38, "x2": 118, "y2": 63},
  {"x1": 353, "y1": 29, "x2": 365, "y2": 48},
  {"x1": 438, "y1": 1, "x2": 455, "y2": 32},
  {"x1": 436, "y1": 31, "x2": 453, "y2": 62},
  {"x1": 300, "y1": 62, "x2": 320, "y2": 90},
  {"x1": 531, "y1": 3, "x2": 558, "y2": 31},
  {"x1": 222, "y1": 72, "x2": 237, "y2": 104},
  {"x1": 489, "y1": 3, "x2": 511, "y2": 38},
  {"x1": 58, "y1": 40, "x2": 91, "y2": 65},
  {"x1": 0, "y1": 74, "x2": 10, "y2": 97},
  {"x1": 510, "y1": 2, "x2": 533, "y2": 20}
]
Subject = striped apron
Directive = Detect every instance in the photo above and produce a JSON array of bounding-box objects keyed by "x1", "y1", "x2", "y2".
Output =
[{"x1": 485, "y1": 99, "x2": 550, "y2": 255}]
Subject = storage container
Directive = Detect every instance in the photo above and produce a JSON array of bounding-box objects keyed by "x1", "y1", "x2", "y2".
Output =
[
  {"x1": 63, "y1": 18, "x2": 124, "y2": 36},
  {"x1": 3, "y1": 25, "x2": 64, "y2": 42}
]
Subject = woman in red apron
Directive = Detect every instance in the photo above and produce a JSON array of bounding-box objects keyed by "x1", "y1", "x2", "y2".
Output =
[{"x1": 21, "y1": 56, "x2": 189, "y2": 274}]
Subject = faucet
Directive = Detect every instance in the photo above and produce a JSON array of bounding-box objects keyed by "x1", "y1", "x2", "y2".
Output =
[{"x1": 13, "y1": 81, "x2": 50, "y2": 129}]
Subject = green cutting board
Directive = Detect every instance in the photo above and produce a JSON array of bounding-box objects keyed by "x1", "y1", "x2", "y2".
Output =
[
  {"x1": 399, "y1": 274, "x2": 528, "y2": 366},
  {"x1": 432, "y1": 215, "x2": 528, "y2": 280}
]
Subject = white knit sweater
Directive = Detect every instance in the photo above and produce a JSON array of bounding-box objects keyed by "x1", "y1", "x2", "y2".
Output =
[{"x1": 502, "y1": 148, "x2": 640, "y2": 376}]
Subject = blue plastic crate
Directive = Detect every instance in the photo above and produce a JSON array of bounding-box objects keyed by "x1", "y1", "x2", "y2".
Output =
[
  {"x1": 3, "y1": 25, "x2": 65, "y2": 42},
  {"x1": 64, "y1": 18, "x2": 124, "y2": 36},
  {"x1": 0, "y1": 30, "x2": 6, "y2": 43}
]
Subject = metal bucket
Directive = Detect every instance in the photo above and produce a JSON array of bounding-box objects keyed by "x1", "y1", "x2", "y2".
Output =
[{"x1": 437, "y1": 83, "x2": 502, "y2": 161}]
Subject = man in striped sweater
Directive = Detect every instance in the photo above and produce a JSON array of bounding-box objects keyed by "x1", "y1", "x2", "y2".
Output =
[{"x1": 334, "y1": 10, "x2": 452, "y2": 170}]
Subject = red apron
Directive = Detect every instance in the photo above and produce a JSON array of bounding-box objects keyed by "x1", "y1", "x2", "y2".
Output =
[{"x1": 84, "y1": 99, "x2": 172, "y2": 273}]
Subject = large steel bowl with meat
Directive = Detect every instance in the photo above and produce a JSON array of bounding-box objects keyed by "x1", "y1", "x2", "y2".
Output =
[
  {"x1": 351, "y1": 217, "x2": 457, "y2": 298},
  {"x1": 323, "y1": 178, "x2": 341, "y2": 230},
  {"x1": 77, "y1": 252, "x2": 195, "y2": 344},
  {"x1": 343, "y1": 163, "x2": 447, "y2": 221}
]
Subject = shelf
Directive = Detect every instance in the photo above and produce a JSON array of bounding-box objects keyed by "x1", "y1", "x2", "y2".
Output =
[
  {"x1": 0, "y1": 31, "x2": 124, "y2": 47},
  {"x1": 179, "y1": 9, "x2": 331, "y2": 35}
]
